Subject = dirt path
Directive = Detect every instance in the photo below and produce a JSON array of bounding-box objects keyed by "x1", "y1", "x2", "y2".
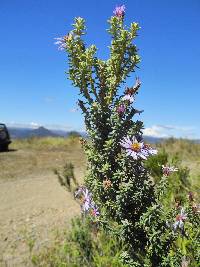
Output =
[
  {"x1": 0, "y1": 172, "x2": 80, "y2": 267},
  {"x1": 0, "y1": 142, "x2": 86, "y2": 267}
]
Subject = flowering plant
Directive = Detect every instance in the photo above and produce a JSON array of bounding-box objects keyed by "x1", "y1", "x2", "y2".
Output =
[
  {"x1": 56, "y1": 5, "x2": 200, "y2": 266},
  {"x1": 74, "y1": 186, "x2": 100, "y2": 218}
]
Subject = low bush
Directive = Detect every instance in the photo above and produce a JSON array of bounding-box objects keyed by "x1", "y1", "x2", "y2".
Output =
[
  {"x1": 32, "y1": 217, "x2": 126, "y2": 267},
  {"x1": 54, "y1": 4, "x2": 200, "y2": 266}
]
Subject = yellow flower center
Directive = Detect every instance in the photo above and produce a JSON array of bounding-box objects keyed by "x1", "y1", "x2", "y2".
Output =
[{"x1": 131, "y1": 143, "x2": 141, "y2": 152}]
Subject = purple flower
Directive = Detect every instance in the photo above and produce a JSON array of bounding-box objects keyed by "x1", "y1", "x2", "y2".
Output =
[
  {"x1": 120, "y1": 136, "x2": 157, "y2": 160},
  {"x1": 74, "y1": 186, "x2": 85, "y2": 198},
  {"x1": 75, "y1": 186, "x2": 92, "y2": 212},
  {"x1": 173, "y1": 208, "x2": 187, "y2": 230},
  {"x1": 143, "y1": 144, "x2": 158, "y2": 156},
  {"x1": 113, "y1": 5, "x2": 125, "y2": 18},
  {"x1": 122, "y1": 94, "x2": 134, "y2": 103},
  {"x1": 82, "y1": 188, "x2": 92, "y2": 212},
  {"x1": 74, "y1": 186, "x2": 100, "y2": 216},
  {"x1": 90, "y1": 205, "x2": 100, "y2": 217},
  {"x1": 162, "y1": 165, "x2": 178, "y2": 176},
  {"x1": 54, "y1": 35, "x2": 69, "y2": 50},
  {"x1": 117, "y1": 104, "x2": 126, "y2": 115}
]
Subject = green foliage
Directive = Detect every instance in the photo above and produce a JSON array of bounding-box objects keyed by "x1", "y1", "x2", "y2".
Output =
[
  {"x1": 145, "y1": 149, "x2": 168, "y2": 183},
  {"x1": 139, "y1": 171, "x2": 200, "y2": 267},
  {"x1": 32, "y1": 217, "x2": 127, "y2": 267},
  {"x1": 146, "y1": 150, "x2": 191, "y2": 205}
]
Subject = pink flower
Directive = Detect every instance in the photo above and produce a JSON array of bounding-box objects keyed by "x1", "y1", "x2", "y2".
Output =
[
  {"x1": 113, "y1": 5, "x2": 125, "y2": 18},
  {"x1": 117, "y1": 104, "x2": 126, "y2": 115},
  {"x1": 162, "y1": 165, "x2": 178, "y2": 176},
  {"x1": 120, "y1": 136, "x2": 157, "y2": 160},
  {"x1": 173, "y1": 208, "x2": 187, "y2": 230}
]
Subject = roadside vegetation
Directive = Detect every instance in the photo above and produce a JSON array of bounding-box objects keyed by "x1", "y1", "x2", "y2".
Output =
[
  {"x1": 158, "y1": 138, "x2": 200, "y2": 196},
  {"x1": 1, "y1": 136, "x2": 199, "y2": 266},
  {"x1": 0, "y1": 136, "x2": 86, "y2": 182},
  {"x1": 14, "y1": 136, "x2": 198, "y2": 267}
]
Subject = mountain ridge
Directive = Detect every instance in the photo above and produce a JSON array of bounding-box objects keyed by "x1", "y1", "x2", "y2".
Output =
[{"x1": 7, "y1": 126, "x2": 200, "y2": 144}]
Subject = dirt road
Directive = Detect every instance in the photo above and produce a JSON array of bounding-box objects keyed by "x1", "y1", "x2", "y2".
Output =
[
  {"x1": 0, "y1": 174, "x2": 80, "y2": 266},
  {"x1": 0, "y1": 140, "x2": 86, "y2": 266}
]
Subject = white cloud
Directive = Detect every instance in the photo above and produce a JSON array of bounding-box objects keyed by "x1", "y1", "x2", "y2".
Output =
[
  {"x1": 143, "y1": 124, "x2": 196, "y2": 139},
  {"x1": 44, "y1": 124, "x2": 73, "y2": 131},
  {"x1": 143, "y1": 126, "x2": 168, "y2": 138},
  {"x1": 156, "y1": 124, "x2": 194, "y2": 132},
  {"x1": 30, "y1": 122, "x2": 40, "y2": 128},
  {"x1": 6, "y1": 122, "x2": 41, "y2": 129}
]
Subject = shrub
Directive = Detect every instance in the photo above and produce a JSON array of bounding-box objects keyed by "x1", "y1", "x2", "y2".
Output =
[
  {"x1": 56, "y1": 5, "x2": 200, "y2": 266},
  {"x1": 54, "y1": 162, "x2": 79, "y2": 192}
]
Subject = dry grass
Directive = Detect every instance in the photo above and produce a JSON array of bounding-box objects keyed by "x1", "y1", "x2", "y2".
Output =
[
  {"x1": 157, "y1": 138, "x2": 200, "y2": 161},
  {"x1": 157, "y1": 138, "x2": 200, "y2": 191},
  {"x1": 0, "y1": 136, "x2": 86, "y2": 182}
]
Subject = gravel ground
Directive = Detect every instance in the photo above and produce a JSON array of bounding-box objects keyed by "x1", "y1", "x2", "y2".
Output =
[{"x1": 0, "y1": 143, "x2": 86, "y2": 267}]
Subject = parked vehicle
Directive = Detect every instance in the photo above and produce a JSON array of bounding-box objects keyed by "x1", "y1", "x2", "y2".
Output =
[{"x1": 0, "y1": 123, "x2": 11, "y2": 151}]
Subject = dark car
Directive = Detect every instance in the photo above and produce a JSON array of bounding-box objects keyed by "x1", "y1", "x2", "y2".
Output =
[{"x1": 0, "y1": 123, "x2": 11, "y2": 151}]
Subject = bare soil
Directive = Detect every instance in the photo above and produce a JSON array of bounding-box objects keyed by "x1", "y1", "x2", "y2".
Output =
[{"x1": 0, "y1": 140, "x2": 86, "y2": 267}]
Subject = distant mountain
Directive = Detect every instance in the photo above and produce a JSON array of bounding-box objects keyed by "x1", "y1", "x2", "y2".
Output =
[
  {"x1": 8, "y1": 127, "x2": 33, "y2": 139},
  {"x1": 143, "y1": 135, "x2": 164, "y2": 144},
  {"x1": 30, "y1": 126, "x2": 59, "y2": 137},
  {"x1": 7, "y1": 127, "x2": 165, "y2": 143},
  {"x1": 51, "y1": 129, "x2": 69, "y2": 137},
  {"x1": 8, "y1": 127, "x2": 87, "y2": 139},
  {"x1": 7, "y1": 126, "x2": 200, "y2": 144},
  {"x1": 52, "y1": 130, "x2": 87, "y2": 138},
  {"x1": 8, "y1": 126, "x2": 60, "y2": 139}
]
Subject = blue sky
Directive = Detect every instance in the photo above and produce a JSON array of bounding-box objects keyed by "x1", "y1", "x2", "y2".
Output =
[{"x1": 1, "y1": 0, "x2": 200, "y2": 138}]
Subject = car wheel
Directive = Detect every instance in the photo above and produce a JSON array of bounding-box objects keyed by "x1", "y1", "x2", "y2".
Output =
[{"x1": 0, "y1": 144, "x2": 8, "y2": 152}]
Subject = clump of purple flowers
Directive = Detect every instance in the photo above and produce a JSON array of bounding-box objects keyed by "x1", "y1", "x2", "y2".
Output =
[
  {"x1": 162, "y1": 165, "x2": 178, "y2": 176},
  {"x1": 117, "y1": 104, "x2": 126, "y2": 115},
  {"x1": 113, "y1": 5, "x2": 125, "y2": 18},
  {"x1": 120, "y1": 136, "x2": 157, "y2": 160},
  {"x1": 75, "y1": 186, "x2": 99, "y2": 217}
]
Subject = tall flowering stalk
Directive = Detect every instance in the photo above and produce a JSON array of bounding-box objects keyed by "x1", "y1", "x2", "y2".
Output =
[{"x1": 56, "y1": 5, "x2": 200, "y2": 266}]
